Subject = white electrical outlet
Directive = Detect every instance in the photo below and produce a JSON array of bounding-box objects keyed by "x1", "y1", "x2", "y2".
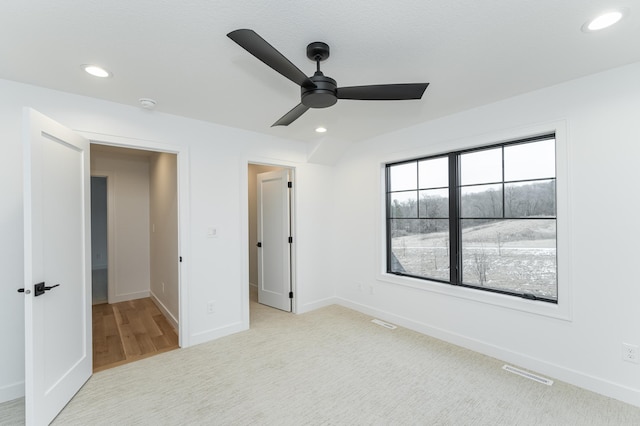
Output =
[
  {"x1": 622, "y1": 343, "x2": 639, "y2": 364},
  {"x1": 207, "y1": 301, "x2": 215, "y2": 314}
]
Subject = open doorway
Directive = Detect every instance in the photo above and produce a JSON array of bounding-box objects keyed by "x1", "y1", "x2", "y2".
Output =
[
  {"x1": 247, "y1": 163, "x2": 295, "y2": 315},
  {"x1": 90, "y1": 145, "x2": 180, "y2": 371}
]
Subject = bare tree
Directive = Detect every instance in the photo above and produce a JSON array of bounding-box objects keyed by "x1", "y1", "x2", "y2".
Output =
[{"x1": 473, "y1": 247, "x2": 489, "y2": 286}]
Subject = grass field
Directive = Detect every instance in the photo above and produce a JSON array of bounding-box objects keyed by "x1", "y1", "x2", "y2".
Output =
[{"x1": 391, "y1": 219, "x2": 557, "y2": 299}]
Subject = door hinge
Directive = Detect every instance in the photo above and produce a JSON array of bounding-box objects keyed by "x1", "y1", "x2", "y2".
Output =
[
  {"x1": 288, "y1": 236, "x2": 293, "y2": 244},
  {"x1": 287, "y1": 181, "x2": 292, "y2": 188},
  {"x1": 289, "y1": 291, "x2": 293, "y2": 299}
]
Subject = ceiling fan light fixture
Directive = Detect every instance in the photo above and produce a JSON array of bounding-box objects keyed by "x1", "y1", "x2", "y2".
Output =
[
  {"x1": 582, "y1": 10, "x2": 627, "y2": 32},
  {"x1": 82, "y1": 64, "x2": 111, "y2": 78}
]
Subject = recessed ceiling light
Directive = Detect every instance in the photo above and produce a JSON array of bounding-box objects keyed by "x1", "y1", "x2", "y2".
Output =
[
  {"x1": 315, "y1": 127, "x2": 327, "y2": 133},
  {"x1": 582, "y1": 10, "x2": 627, "y2": 32},
  {"x1": 82, "y1": 64, "x2": 111, "y2": 78}
]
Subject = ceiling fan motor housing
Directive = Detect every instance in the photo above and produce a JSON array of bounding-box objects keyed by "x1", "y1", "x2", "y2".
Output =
[{"x1": 302, "y1": 72, "x2": 337, "y2": 108}]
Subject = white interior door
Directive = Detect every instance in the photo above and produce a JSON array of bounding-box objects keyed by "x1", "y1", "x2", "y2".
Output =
[
  {"x1": 22, "y1": 109, "x2": 92, "y2": 425},
  {"x1": 256, "y1": 169, "x2": 292, "y2": 312}
]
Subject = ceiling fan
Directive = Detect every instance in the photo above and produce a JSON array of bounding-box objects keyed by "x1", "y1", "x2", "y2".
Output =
[{"x1": 227, "y1": 29, "x2": 429, "y2": 127}]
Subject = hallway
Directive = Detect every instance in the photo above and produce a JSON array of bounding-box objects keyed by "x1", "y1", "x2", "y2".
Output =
[{"x1": 93, "y1": 298, "x2": 179, "y2": 372}]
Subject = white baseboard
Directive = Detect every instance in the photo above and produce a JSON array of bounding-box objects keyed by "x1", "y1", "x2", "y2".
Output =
[
  {"x1": 297, "y1": 296, "x2": 338, "y2": 314},
  {"x1": 189, "y1": 321, "x2": 248, "y2": 347},
  {"x1": 149, "y1": 291, "x2": 179, "y2": 332},
  {"x1": 0, "y1": 381, "x2": 24, "y2": 404},
  {"x1": 336, "y1": 297, "x2": 640, "y2": 408},
  {"x1": 109, "y1": 290, "x2": 150, "y2": 304}
]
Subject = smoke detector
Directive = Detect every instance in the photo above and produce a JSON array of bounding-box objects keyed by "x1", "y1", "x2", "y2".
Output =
[{"x1": 139, "y1": 98, "x2": 157, "y2": 110}]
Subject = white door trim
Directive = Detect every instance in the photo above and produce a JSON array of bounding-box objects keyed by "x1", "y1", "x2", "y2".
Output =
[{"x1": 78, "y1": 132, "x2": 191, "y2": 348}]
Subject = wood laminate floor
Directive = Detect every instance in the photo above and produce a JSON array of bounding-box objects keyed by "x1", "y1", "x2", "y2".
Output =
[{"x1": 92, "y1": 298, "x2": 179, "y2": 372}]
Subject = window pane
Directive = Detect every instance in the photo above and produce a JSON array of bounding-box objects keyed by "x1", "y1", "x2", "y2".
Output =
[
  {"x1": 460, "y1": 147, "x2": 502, "y2": 185},
  {"x1": 460, "y1": 184, "x2": 503, "y2": 218},
  {"x1": 388, "y1": 191, "x2": 417, "y2": 218},
  {"x1": 504, "y1": 139, "x2": 555, "y2": 181},
  {"x1": 505, "y1": 180, "x2": 556, "y2": 218},
  {"x1": 460, "y1": 219, "x2": 557, "y2": 300},
  {"x1": 389, "y1": 219, "x2": 450, "y2": 281},
  {"x1": 389, "y1": 162, "x2": 417, "y2": 191},
  {"x1": 419, "y1": 189, "x2": 449, "y2": 218},
  {"x1": 418, "y1": 156, "x2": 448, "y2": 189}
]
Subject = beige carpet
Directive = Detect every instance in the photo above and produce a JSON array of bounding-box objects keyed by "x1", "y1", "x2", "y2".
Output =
[{"x1": 2, "y1": 294, "x2": 640, "y2": 425}]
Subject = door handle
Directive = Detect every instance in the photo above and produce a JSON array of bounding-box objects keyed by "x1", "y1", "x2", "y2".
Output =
[{"x1": 34, "y1": 282, "x2": 60, "y2": 297}]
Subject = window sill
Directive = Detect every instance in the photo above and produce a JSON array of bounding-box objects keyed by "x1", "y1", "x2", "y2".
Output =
[{"x1": 377, "y1": 272, "x2": 572, "y2": 321}]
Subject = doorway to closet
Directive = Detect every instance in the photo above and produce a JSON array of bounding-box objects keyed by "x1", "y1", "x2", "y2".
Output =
[
  {"x1": 90, "y1": 144, "x2": 180, "y2": 371},
  {"x1": 247, "y1": 163, "x2": 295, "y2": 315}
]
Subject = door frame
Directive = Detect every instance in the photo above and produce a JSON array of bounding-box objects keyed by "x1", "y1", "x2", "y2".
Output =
[
  {"x1": 78, "y1": 131, "x2": 191, "y2": 348},
  {"x1": 241, "y1": 159, "x2": 297, "y2": 325}
]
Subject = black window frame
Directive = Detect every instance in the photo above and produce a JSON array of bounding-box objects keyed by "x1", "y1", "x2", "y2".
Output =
[{"x1": 386, "y1": 133, "x2": 557, "y2": 304}]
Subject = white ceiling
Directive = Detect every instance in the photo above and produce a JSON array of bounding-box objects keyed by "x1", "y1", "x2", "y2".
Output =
[{"x1": 2, "y1": 1, "x2": 639, "y2": 144}]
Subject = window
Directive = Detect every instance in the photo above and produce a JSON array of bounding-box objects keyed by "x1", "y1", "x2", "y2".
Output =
[{"x1": 386, "y1": 134, "x2": 557, "y2": 303}]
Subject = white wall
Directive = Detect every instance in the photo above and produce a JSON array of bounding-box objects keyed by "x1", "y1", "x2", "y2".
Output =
[
  {"x1": 0, "y1": 79, "x2": 335, "y2": 402},
  {"x1": 92, "y1": 150, "x2": 151, "y2": 302},
  {"x1": 292, "y1": 163, "x2": 338, "y2": 313},
  {"x1": 149, "y1": 152, "x2": 179, "y2": 327},
  {"x1": 0, "y1": 88, "x2": 26, "y2": 402},
  {"x1": 332, "y1": 62, "x2": 640, "y2": 406}
]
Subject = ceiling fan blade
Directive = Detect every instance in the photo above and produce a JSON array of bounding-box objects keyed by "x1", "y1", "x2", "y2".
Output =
[
  {"x1": 228, "y1": 29, "x2": 316, "y2": 89},
  {"x1": 271, "y1": 103, "x2": 310, "y2": 127},
  {"x1": 337, "y1": 83, "x2": 429, "y2": 100}
]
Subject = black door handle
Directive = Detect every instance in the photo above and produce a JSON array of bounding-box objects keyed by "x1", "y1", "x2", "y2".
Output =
[{"x1": 34, "y1": 282, "x2": 60, "y2": 297}]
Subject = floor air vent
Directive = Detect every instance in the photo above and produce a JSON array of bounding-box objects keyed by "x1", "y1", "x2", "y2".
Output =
[
  {"x1": 502, "y1": 365, "x2": 553, "y2": 386},
  {"x1": 371, "y1": 319, "x2": 397, "y2": 329}
]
